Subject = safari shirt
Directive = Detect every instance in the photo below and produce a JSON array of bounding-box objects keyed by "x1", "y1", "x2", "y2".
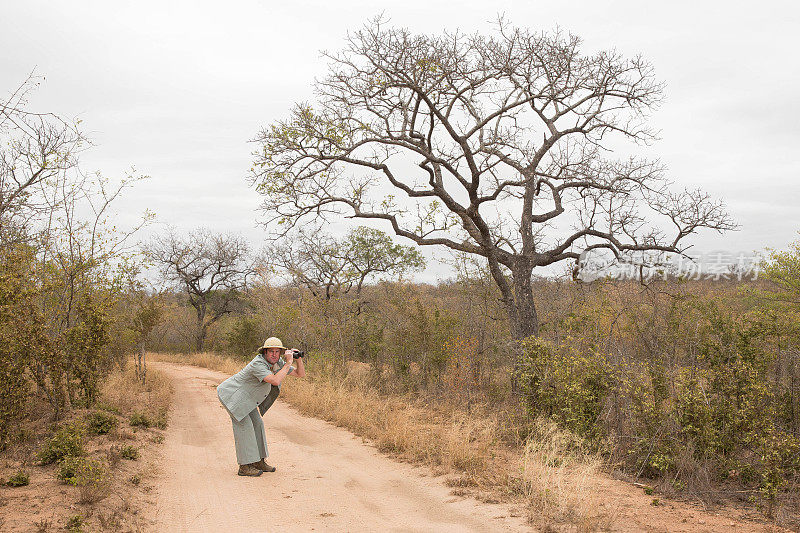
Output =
[{"x1": 217, "y1": 354, "x2": 293, "y2": 421}]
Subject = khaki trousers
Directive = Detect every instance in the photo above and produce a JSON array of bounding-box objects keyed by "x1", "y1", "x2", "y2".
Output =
[{"x1": 228, "y1": 407, "x2": 268, "y2": 465}]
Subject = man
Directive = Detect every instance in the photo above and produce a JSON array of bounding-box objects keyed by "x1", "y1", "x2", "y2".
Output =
[{"x1": 217, "y1": 337, "x2": 306, "y2": 476}]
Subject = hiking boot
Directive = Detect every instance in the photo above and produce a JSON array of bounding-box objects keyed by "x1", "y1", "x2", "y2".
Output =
[
  {"x1": 253, "y1": 459, "x2": 276, "y2": 472},
  {"x1": 237, "y1": 463, "x2": 263, "y2": 477}
]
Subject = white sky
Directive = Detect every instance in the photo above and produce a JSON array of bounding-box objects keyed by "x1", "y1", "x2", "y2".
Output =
[{"x1": 2, "y1": 0, "x2": 799, "y2": 282}]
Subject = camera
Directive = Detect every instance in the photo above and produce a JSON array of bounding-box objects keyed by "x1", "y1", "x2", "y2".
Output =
[{"x1": 292, "y1": 349, "x2": 305, "y2": 359}]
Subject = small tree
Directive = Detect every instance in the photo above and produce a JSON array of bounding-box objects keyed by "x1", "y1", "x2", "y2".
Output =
[
  {"x1": 760, "y1": 233, "x2": 800, "y2": 308},
  {"x1": 0, "y1": 244, "x2": 45, "y2": 448},
  {"x1": 130, "y1": 291, "x2": 162, "y2": 384},
  {"x1": 61, "y1": 293, "x2": 112, "y2": 406},
  {"x1": 272, "y1": 226, "x2": 424, "y2": 355},
  {"x1": 2, "y1": 75, "x2": 150, "y2": 416},
  {"x1": 145, "y1": 228, "x2": 257, "y2": 352},
  {"x1": 272, "y1": 226, "x2": 425, "y2": 299}
]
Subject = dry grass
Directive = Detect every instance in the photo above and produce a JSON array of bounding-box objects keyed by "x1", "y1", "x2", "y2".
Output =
[
  {"x1": 283, "y1": 374, "x2": 612, "y2": 530},
  {"x1": 102, "y1": 365, "x2": 173, "y2": 418},
  {"x1": 149, "y1": 351, "x2": 242, "y2": 375},
  {"x1": 521, "y1": 418, "x2": 613, "y2": 531},
  {"x1": 284, "y1": 375, "x2": 499, "y2": 478}
]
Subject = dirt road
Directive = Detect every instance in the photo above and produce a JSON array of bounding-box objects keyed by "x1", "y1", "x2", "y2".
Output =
[{"x1": 142, "y1": 363, "x2": 530, "y2": 532}]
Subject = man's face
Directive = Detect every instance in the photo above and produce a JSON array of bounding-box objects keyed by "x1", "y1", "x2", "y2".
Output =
[{"x1": 264, "y1": 347, "x2": 281, "y2": 364}]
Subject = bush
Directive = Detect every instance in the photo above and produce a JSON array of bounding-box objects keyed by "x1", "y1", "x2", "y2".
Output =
[
  {"x1": 129, "y1": 411, "x2": 151, "y2": 428},
  {"x1": 153, "y1": 411, "x2": 168, "y2": 429},
  {"x1": 225, "y1": 315, "x2": 264, "y2": 357},
  {"x1": 95, "y1": 402, "x2": 120, "y2": 415},
  {"x1": 0, "y1": 246, "x2": 41, "y2": 451},
  {"x1": 66, "y1": 514, "x2": 84, "y2": 533},
  {"x1": 119, "y1": 445, "x2": 139, "y2": 460},
  {"x1": 61, "y1": 295, "x2": 112, "y2": 407},
  {"x1": 85, "y1": 410, "x2": 118, "y2": 435},
  {"x1": 38, "y1": 423, "x2": 85, "y2": 465},
  {"x1": 519, "y1": 296, "x2": 800, "y2": 513},
  {"x1": 518, "y1": 337, "x2": 614, "y2": 441},
  {"x1": 58, "y1": 455, "x2": 87, "y2": 485},
  {"x1": 6, "y1": 471, "x2": 29, "y2": 487},
  {"x1": 129, "y1": 410, "x2": 167, "y2": 429},
  {"x1": 58, "y1": 456, "x2": 112, "y2": 490},
  {"x1": 65, "y1": 457, "x2": 112, "y2": 504}
]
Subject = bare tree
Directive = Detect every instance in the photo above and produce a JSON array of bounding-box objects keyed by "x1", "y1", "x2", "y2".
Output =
[
  {"x1": 250, "y1": 19, "x2": 736, "y2": 342},
  {"x1": 145, "y1": 228, "x2": 257, "y2": 352},
  {"x1": 0, "y1": 72, "x2": 85, "y2": 248}
]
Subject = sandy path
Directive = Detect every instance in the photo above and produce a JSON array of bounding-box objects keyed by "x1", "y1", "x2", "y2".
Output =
[{"x1": 143, "y1": 362, "x2": 530, "y2": 533}]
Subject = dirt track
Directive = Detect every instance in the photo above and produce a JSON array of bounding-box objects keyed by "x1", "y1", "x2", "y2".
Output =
[{"x1": 142, "y1": 362, "x2": 530, "y2": 532}]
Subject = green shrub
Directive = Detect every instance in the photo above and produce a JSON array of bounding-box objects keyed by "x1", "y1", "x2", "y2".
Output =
[
  {"x1": 85, "y1": 410, "x2": 118, "y2": 435},
  {"x1": 62, "y1": 457, "x2": 112, "y2": 503},
  {"x1": 0, "y1": 246, "x2": 40, "y2": 452},
  {"x1": 518, "y1": 337, "x2": 614, "y2": 441},
  {"x1": 61, "y1": 294, "x2": 112, "y2": 407},
  {"x1": 58, "y1": 455, "x2": 87, "y2": 485},
  {"x1": 153, "y1": 411, "x2": 168, "y2": 429},
  {"x1": 95, "y1": 401, "x2": 120, "y2": 414},
  {"x1": 59, "y1": 455, "x2": 114, "y2": 499},
  {"x1": 6, "y1": 470, "x2": 29, "y2": 487},
  {"x1": 119, "y1": 445, "x2": 139, "y2": 460},
  {"x1": 757, "y1": 428, "x2": 800, "y2": 516},
  {"x1": 39, "y1": 423, "x2": 85, "y2": 465},
  {"x1": 66, "y1": 514, "x2": 84, "y2": 533},
  {"x1": 129, "y1": 411, "x2": 151, "y2": 428},
  {"x1": 129, "y1": 410, "x2": 167, "y2": 430},
  {"x1": 225, "y1": 315, "x2": 264, "y2": 357},
  {"x1": 528, "y1": 296, "x2": 800, "y2": 510}
]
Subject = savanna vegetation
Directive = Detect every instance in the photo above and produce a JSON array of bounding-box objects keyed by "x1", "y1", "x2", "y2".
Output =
[
  {"x1": 3, "y1": 19, "x2": 800, "y2": 533},
  {"x1": 0, "y1": 76, "x2": 171, "y2": 531},
  {"x1": 145, "y1": 232, "x2": 800, "y2": 529}
]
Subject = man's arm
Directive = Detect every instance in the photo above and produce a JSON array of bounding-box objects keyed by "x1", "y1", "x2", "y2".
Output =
[
  {"x1": 262, "y1": 352, "x2": 294, "y2": 386},
  {"x1": 293, "y1": 355, "x2": 306, "y2": 378}
]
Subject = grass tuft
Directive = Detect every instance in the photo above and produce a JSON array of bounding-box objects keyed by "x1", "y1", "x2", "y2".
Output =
[{"x1": 6, "y1": 471, "x2": 29, "y2": 487}]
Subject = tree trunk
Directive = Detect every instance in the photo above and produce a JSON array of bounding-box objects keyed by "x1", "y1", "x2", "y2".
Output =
[
  {"x1": 507, "y1": 264, "x2": 539, "y2": 395},
  {"x1": 483, "y1": 254, "x2": 540, "y2": 393},
  {"x1": 195, "y1": 327, "x2": 206, "y2": 353},
  {"x1": 59, "y1": 372, "x2": 72, "y2": 415},
  {"x1": 511, "y1": 265, "x2": 540, "y2": 339},
  {"x1": 136, "y1": 340, "x2": 147, "y2": 384},
  {"x1": 194, "y1": 304, "x2": 207, "y2": 353}
]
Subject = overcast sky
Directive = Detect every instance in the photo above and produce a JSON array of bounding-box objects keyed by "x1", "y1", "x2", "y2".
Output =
[{"x1": 2, "y1": 0, "x2": 798, "y2": 281}]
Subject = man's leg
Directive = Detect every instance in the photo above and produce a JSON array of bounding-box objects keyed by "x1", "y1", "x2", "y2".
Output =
[
  {"x1": 248, "y1": 408, "x2": 269, "y2": 459},
  {"x1": 249, "y1": 409, "x2": 276, "y2": 472},
  {"x1": 230, "y1": 411, "x2": 263, "y2": 476}
]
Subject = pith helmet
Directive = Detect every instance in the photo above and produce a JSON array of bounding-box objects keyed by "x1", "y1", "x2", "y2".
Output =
[{"x1": 258, "y1": 337, "x2": 286, "y2": 353}]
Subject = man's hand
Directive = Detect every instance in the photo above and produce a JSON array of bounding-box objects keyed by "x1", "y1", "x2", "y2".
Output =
[{"x1": 284, "y1": 349, "x2": 294, "y2": 365}]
